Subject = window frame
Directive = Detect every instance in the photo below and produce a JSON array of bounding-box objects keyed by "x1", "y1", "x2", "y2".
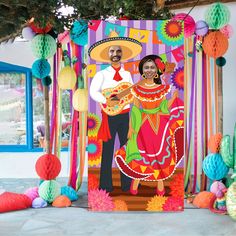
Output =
[{"x1": 0, "y1": 61, "x2": 39, "y2": 152}]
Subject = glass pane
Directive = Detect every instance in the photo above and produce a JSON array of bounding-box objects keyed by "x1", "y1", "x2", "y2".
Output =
[
  {"x1": 33, "y1": 80, "x2": 71, "y2": 148},
  {"x1": 0, "y1": 72, "x2": 26, "y2": 145}
]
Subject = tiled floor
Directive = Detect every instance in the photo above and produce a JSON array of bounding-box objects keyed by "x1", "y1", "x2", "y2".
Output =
[{"x1": 0, "y1": 178, "x2": 235, "y2": 236}]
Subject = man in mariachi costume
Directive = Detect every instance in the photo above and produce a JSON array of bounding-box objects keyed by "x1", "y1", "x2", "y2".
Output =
[{"x1": 89, "y1": 31, "x2": 142, "y2": 192}]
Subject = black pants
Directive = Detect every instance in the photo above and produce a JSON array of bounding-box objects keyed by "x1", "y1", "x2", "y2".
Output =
[{"x1": 99, "y1": 112, "x2": 131, "y2": 192}]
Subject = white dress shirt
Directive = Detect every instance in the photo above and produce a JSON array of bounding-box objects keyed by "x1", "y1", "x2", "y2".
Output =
[{"x1": 90, "y1": 66, "x2": 133, "y2": 110}]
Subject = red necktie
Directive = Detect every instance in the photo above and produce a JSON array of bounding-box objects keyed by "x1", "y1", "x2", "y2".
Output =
[{"x1": 112, "y1": 66, "x2": 123, "y2": 81}]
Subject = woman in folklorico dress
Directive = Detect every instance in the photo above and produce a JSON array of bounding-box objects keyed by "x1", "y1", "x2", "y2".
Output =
[{"x1": 115, "y1": 54, "x2": 184, "y2": 195}]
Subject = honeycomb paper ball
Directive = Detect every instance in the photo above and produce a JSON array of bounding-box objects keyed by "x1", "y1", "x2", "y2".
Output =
[
  {"x1": 32, "y1": 59, "x2": 51, "y2": 79},
  {"x1": 22, "y1": 27, "x2": 36, "y2": 40},
  {"x1": 35, "y1": 154, "x2": 61, "y2": 180},
  {"x1": 61, "y1": 186, "x2": 78, "y2": 201},
  {"x1": 205, "y1": 3, "x2": 230, "y2": 30},
  {"x1": 226, "y1": 182, "x2": 236, "y2": 220},
  {"x1": 220, "y1": 24, "x2": 234, "y2": 39},
  {"x1": 70, "y1": 20, "x2": 88, "y2": 46},
  {"x1": 195, "y1": 20, "x2": 209, "y2": 36},
  {"x1": 31, "y1": 34, "x2": 57, "y2": 59},
  {"x1": 24, "y1": 187, "x2": 39, "y2": 201},
  {"x1": 173, "y1": 13, "x2": 195, "y2": 38},
  {"x1": 193, "y1": 191, "x2": 215, "y2": 208},
  {"x1": 58, "y1": 66, "x2": 77, "y2": 90},
  {"x1": 216, "y1": 57, "x2": 226, "y2": 67},
  {"x1": 52, "y1": 195, "x2": 72, "y2": 207},
  {"x1": 202, "y1": 31, "x2": 228, "y2": 58},
  {"x1": 58, "y1": 31, "x2": 70, "y2": 44},
  {"x1": 42, "y1": 76, "x2": 52, "y2": 86},
  {"x1": 38, "y1": 180, "x2": 61, "y2": 203},
  {"x1": 32, "y1": 197, "x2": 48, "y2": 208},
  {"x1": 208, "y1": 133, "x2": 223, "y2": 153},
  {"x1": 202, "y1": 153, "x2": 229, "y2": 180}
]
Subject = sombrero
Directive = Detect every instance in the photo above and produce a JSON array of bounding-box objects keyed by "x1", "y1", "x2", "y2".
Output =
[{"x1": 88, "y1": 31, "x2": 142, "y2": 63}]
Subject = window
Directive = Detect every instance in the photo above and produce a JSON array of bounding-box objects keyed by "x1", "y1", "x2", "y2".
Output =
[{"x1": 0, "y1": 62, "x2": 33, "y2": 152}]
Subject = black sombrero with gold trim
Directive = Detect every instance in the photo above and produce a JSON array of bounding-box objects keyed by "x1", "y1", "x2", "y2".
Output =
[{"x1": 88, "y1": 31, "x2": 142, "y2": 63}]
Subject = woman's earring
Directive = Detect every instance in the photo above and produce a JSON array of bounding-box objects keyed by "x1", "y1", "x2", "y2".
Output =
[
  {"x1": 154, "y1": 74, "x2": 159, "y2": 79},
  {"x1": 142, "y1": 74, "x2": 146, "y2": 79}
]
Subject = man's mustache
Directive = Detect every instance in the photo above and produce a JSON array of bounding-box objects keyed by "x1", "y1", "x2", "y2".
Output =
[{"x1": 111, "y1": 56, "x2": 121, "y2": 60}]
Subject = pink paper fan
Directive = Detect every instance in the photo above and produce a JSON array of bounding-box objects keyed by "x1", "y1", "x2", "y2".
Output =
[
  {"x1": 173, "y1": 13, "x2": 195, "y2": 38},
  {"x1": 58, "y1": 31, "x2": 70, "y2": 44}
]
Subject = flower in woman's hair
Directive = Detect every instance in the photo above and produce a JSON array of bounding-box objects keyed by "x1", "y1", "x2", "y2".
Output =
[{"x1": 155, "y1": 58, "x2": 165, "y2": 72}]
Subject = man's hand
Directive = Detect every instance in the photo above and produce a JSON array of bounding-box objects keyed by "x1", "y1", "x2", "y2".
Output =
[{"x1": 106, "y1": 97, "x2": 119, "y2": 107}]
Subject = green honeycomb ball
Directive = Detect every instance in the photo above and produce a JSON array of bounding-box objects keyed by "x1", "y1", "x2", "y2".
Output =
[
  {"x1": 31, "y1": 34, "x2": 57, "y2": 59},
  {"x1": 205, "y1": 3, "x2": 230, "y2": 30}
]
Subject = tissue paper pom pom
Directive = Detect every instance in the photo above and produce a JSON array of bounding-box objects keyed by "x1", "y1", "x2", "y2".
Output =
[
  {"x1": 216, "y1": 57, "x2": 226, "y2": 67},
  {"x1": 58, "y1": 31, "x2": 70, "y2": 44},
  {"x1": 32, "y1": 59, "x2": 51, "y2": 79},
  {"x1": 88, "y1": 189, "x2": 114, "y2": 211},
  {"x1": 220, "y1": 24, "x2": 234, "y2": 38},
  {"x1": 193, "y1": 191, "x2": 215, "y2": 208},
  {"x1": 0, "y1": 192, "x2": 32, "y2": 213},
  {"x1": 38, "y1": 180, "x2": 61, "y2": 203},
  {"x1": 208, "y1": 133, "x2": 222, "y2": 153},
  {"x1": 31, "y1": 34, "x2": 57, "y2": 59},
  {"x1": 61, "y1": 186, "x2": 78, "y2": 201},
  {"x1": 173, "y1": 13, "x2": 195, "y2": 38},
  {"x1": 52, "y1": 195, "x2": 71, "y2": 207},
  {"x1": 146, "y1": 195, "x2": 167, "y2": 211},
  {"x1": 203, "y1": 153, "x2": 229, "y2": 180},
  {"x1": 205, "y1": 2, "x2": 230, "y2": 30},
  {"x1": 32, "y1": 197, "x2": 47, "y2": 208},
  {"x1": 202, "y1": 31, "x2": 228, "y2": 58},
  {"x1": 210, "y1": 181, "x2": 226, "y2": 197},
  {"x1": 195, "y1": 20, "x2": 209, "y2": 36},
  {"x1": 42, "y1": 76, "x2": 52, "y2": 86},
  {"x1": 88, "y1": 174, "x2": 99, "y2": 191},
  {"x1": 163, "y1": 196, "x2": 183, "y2": 211},
  {"x1": 22, "y1": 27, "x2": 36, "y2": 40},
  {"x1": 35, "y1": 154, "x2": 61, "y2": 180},
  {"x1": 24, "y1": 187, "x2": 39, "y2": 201},
  {"x1": 113, "y1": 200, "x2": 128, "y2": 211}
]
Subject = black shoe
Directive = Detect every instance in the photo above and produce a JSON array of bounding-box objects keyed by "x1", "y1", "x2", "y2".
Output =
[{"x1": 99, "y1": 186, "x2": 114, "y2": 193}]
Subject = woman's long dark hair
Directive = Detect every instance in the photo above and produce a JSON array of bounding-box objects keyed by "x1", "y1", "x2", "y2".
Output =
[{"x1": 138, "y1": 54, "x2": 164, "y2": 84}]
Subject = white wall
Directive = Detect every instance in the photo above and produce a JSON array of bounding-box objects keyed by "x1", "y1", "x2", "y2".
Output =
[{"x1": 0, "y1": 3, "x2": 236, "y2": 178}]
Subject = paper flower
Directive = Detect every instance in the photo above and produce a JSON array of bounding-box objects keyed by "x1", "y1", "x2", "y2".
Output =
[
  {"x1": 87, "y1": 113, "x2": 101, "y2": 137},
  {"x1": 163, "y1": 196, "x2": 183, "y2": 211},
  {"x1": 171, "y1": 67, "x2": 184, "y2": 91},
  {"x1": 88, "y1": 174, "x2": 99, "y2": 191},
  {"x1": 87, "y1": 137, "x2": 102, "y2": 167},
  {"x1": 88, "y1": 189, "x2": 114, "y2": 211},
  {"x1": 156, "y1": 20, "x2": 183, "y2": 46},
  {"x1": 169, "y1": 174, "x2": 184, "y2": 198},
  {"x1": 146, "y1": 195, "x2": 167, "y2": 211},
  {"x1": 113, "y1": 200, "x2": 128, "y2": 211}
]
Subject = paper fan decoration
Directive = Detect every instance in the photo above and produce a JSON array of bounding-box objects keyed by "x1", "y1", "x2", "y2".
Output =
[
  {"x1": 173, "y1": 13, "x2": 196, "y2": 38},
  {"x1": 156, "y1": 20, "x2": 183, "y2": 46},
  {"x1": 171, "y1": 67, "x2": 184, "y2": 90},
  {"x1": 88, "y1": 174, "x2": 99, "y2": 191},
  {"x1": 146, "y1": 195, "x2": 167, "y2": 211},
  {"x1": 88, "y1": 189, "x2": 114, "y2": 211},
  {"x1": 113, "y1": 200, "x2": 128, "y2": 211},
  {"x1": 163, "y1": 196, "x2": 183, "y2": 211},
  {"x1": 169, "y1": 174, "x2": 184, "y2": 198},
  {"x1": 87, "y1": 113, "x2": 101, "y2": 137},
  {"x1": 87, "y1": 137, "x2": 102, "y2": 167}
]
